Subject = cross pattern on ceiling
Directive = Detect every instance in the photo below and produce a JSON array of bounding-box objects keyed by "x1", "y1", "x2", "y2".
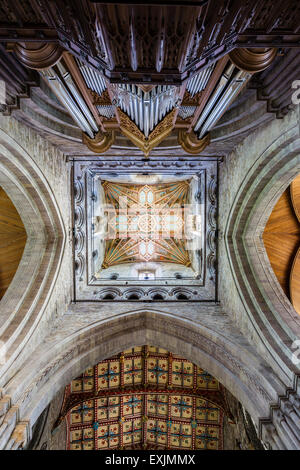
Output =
[
  {"x1": 73, "y1": 158, "x2": 217, "y2": 301},
  {"x1": 101, "y1": 181, "x2": 193, "y2": 268},
  {"x1": 58, "y1": 346, "x2": 228, "y2": 450}
]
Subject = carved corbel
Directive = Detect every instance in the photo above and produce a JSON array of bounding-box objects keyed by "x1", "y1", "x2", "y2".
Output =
[
  {"x1": 82, "y1": 130, "x2": 115, "y2": 153},
  {"x1": 229, "y1": 48, "x2": 277, "y2": 74},
  {"x1": 6, "y1": 42, "x2": 63, "y2": 70},
  {"x1": 178, "y1": 130, "x2": 210, "y2": 154}
]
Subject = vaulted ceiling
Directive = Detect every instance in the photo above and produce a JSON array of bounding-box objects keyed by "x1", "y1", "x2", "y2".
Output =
[
  {"x1": 0, "y1": 187, "x2": 27, "y2": 300},
  {"x1": 56, "y1": 346, "x2": 231, "y2": 450},
  {"x1": 101, "y1": 180, "x2": 192, "y2": 268},
  {"x1": 263, "y1": 173, "x2": 300, "y2": 315}
]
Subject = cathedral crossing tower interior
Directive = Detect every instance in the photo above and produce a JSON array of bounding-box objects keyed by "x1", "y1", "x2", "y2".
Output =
[{"x1": 0, "y1": 0, "x2": 300, "y2": 453}]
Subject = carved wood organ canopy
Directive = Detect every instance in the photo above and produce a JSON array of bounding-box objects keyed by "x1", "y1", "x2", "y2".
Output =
[
  {"x1": 57, "y1": 346, "x2": 231, "y2": 450},
  {"x1": 1, "y1": 1, "x2": 299, "y2": 155}
]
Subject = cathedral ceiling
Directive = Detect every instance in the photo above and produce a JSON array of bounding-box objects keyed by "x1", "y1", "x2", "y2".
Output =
[
  {"x1": 72, "y1": 157, "x2": 217, "y2": 302},
  {"x1": 0, "y1": 186, "x2": 27, "y2": 300},
  {"x1": 0, "y1": 2, "x2": 299, "y2": 156},
  {"x1": 263, "y1": 173, "x2": 300, "y2": 315},
  {"x1": 101, "y1": 180, "x2": 192, "y2": 268},
  {"x1": 57, "y1": 346, "x2": 230, "y2": 450}
]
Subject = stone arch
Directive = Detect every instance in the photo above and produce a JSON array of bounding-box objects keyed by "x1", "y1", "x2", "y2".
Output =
[
  {"x1": 0, "y1": 126, "x2": 66, "y2": 386},
  {"x1": 224, "y1": 111, "x2": 300, "y2": 392},
  {"x1": 2, "y1": 307, "x2": 287, "y2": 450}
]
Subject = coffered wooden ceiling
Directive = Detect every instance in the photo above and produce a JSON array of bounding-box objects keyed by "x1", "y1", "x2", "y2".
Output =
[
  {"x1": 0, "y1": 1, "x2": 300, "y2": 156},
  {"x1": 56, "y1": 346, "x2": 231, "y2": 450},
  {"x1": 1, "y1": 1, "x2": 299, "y2": 83}
]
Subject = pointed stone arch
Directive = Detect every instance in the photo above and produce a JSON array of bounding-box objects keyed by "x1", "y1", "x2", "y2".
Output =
[
  {"x1": 224, "y1": 111, "x2": 300, "y2": 383},
  {"x1": 0, "y1": 125, "x2": 67, "y2": 386},
  {"x1": 219, "y1": 109, "x2": 300, "y2": 450},
  {"x1": 1, "y1": 307, "x2": 287, "y2": 449}
]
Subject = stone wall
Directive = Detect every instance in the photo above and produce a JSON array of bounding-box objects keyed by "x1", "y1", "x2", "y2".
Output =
[
  {"x1": 0, "y1": 114, "x2": 72, "y2": 383},
  {"x1": 218, "y1": 107, "x2": 300, "y2": 380},
  {"x1": 223, "y1": 389, "x2": 264, "y2": 450},
  {"x1": 28, "y1": 389, "x2": 66, "y2": 451}
]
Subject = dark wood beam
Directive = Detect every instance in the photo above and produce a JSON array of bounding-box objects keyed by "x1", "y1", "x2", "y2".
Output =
[{"x1": 90, "y1": 1, "x2": 209, "y2": 5}]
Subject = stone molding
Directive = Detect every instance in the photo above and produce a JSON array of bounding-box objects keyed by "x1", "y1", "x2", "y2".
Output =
[
  {"x1": 0, "y1": 307, "x2": 289, "y2": 449},
  {"x1": 223, "y1": 108, "x2": 300, "y2": 448},
  {"x1": 0, "y1": 121, "x2": 68, "y2": 388}
]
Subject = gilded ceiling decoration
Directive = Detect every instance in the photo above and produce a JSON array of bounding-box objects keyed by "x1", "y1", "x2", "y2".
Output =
[
  {"x1": 101, "y1": 181, "x2": 192, "y2": 268},
  {"x1": 73, "y1": 157, "x2": 216, "y2": 302},
  {"x1": 103, "y1": 180, "x2": 190, "y2": 208},
  {"x1": 57, "y1": 346, "x2": 230, "y2": 450}
]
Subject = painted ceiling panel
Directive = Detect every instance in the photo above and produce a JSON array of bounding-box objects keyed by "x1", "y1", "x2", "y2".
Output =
[
  {"x1": 101, "y1": 181, "x2": 193, "y2": 268},
  {"x1": 58, "y1": 346, "x2": 228, "y2": 450}
]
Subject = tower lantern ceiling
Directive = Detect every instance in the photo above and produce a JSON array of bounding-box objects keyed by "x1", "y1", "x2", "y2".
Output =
[{"x1": 101, "y1": 180, "x2": 192, "y2": 268}]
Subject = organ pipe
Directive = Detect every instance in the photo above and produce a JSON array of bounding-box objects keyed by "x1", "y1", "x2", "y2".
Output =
[{"x1": 116, "y1": 84, "x2": 177, "y2": 138}]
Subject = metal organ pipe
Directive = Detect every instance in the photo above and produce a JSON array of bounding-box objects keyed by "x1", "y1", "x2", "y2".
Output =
[
  {"x1": 186, "y1": 63, "x2": 215, "y2": 96},
  {"x1": 134, "y1": 90, "x2": 139, "y2": 126},
  {"x1": 129, "y1": 85, "x2": 134, "y2": 122},
  {"x1": 41, "y1": 68, "x2": 95, "y2": 138},
  {"x1": 138, "y1": 86, "x2": 144, "y2": 132},
  {"x1": 56, "y1": 62, "x2": 98, "y2": 133},
  {"x1": 154, "y1": 89, "x2": 159, "y2": 127},
  {"x1": 75, "y1": 58, "x2": 106, "y2": 96},
  {"x1": 144, "y1": 91, "x2": 150, "y2": 138},
  {"x1": 198, "y1": 70, "x2": 251, "y2": 138},
  {"x1": 116, "y1": 84, "x2": 177, "y2": 137},
  {"x1": 149, "y1": 89, "x2": 154, "y2": 132},
  {"x1": 193, "y1": 63, "x2": 235, "y2": 133},
  {"x1": 96, "y1": 105, "x2": 114, "y2": 119}
]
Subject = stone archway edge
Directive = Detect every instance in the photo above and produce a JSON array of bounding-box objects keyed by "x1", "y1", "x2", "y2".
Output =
[
  {"x1": 0, "y1": 307, "x2": 290, "y2": 448},
  {"x1": 225, "y1": 116, "x2": 300, "y2": 381},
  {"x1": 221, "y1": 109, "x2": 300, "y2": 449},
  {"x1": 0, "y1": 124, "x2": 67, "y2": 386}
]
